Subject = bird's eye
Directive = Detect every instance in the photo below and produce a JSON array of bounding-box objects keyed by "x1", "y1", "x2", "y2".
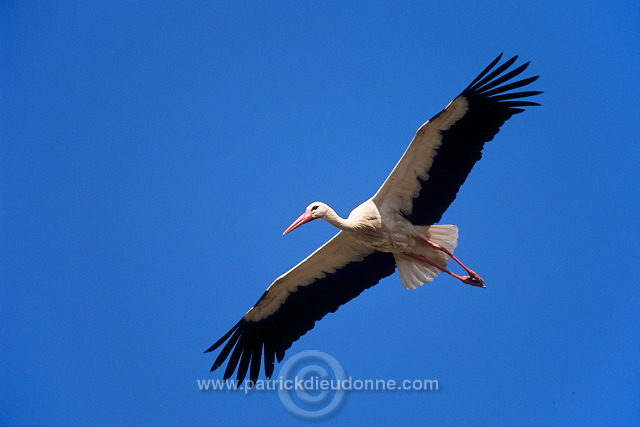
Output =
[{"x1": 311, "y1": 205, "x2": 319, "y2": 211}]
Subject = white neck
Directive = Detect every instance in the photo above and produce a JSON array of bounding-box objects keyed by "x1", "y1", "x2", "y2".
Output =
[{"x1": 322, "y1": 206, "x2": 355, "y2": 232}]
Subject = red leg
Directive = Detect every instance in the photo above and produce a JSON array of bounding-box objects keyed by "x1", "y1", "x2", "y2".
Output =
[
  {"x1": 418, "y1": 237, "x2": 485, "y2": 284},
  {"x1": 403, "y1": 252, "x2": 485, "y2": 288}
]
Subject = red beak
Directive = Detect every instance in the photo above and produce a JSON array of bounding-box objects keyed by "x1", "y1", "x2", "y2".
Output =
[{"x1": 283, "y1": 211, "x2": 314, "y2": 235}]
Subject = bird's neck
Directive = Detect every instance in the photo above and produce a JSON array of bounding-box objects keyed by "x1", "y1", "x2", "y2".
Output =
[{"x1": 323, "y1": 208, "x2": 355, "y2": 232}]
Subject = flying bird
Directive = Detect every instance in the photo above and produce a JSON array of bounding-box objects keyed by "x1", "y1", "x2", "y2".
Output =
[{"x1": 205, "y1": 54, "x2": 541, "y2": 384}]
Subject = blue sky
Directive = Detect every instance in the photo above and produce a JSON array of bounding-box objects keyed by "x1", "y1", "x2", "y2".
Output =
[{"x1": 1, "y1": 1, "x2": 639, "y2": 425}]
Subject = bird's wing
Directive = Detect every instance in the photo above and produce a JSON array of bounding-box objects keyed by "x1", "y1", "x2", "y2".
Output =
[
  {"x1": 372, "y1": 54, "x2": 541, "y2": 225},
  {"x1": 205, "y1": 231, "x2": 396, "y2": 384}
]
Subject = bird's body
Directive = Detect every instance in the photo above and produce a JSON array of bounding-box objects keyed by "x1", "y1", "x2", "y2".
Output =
[
  {"x1": 205, "y1": 54, "x2": 541, "y2": 384},
  {"x1": 285, "y1": 200, "x2": 464, "y2": 290},
  {"x1": 302, "y1": 201, "x2": 433, "y2": 256},
  {"x1": 321, "y1": 200, "x2": 412, "y2": 252}
]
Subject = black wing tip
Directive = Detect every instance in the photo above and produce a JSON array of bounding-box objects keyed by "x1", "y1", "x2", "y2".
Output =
[
  {"x1": 463, "y1": 53, "x2": 541, "y2": 109},
  {"x1": 204, "y1": 320, "x2": 244, "y2": 354},
  {"x1": 204, "y1": 344, "x2": 218, "y2": 354},
  {"x1": 205, "y1": 318, "x2": 274, "y2": 384}
]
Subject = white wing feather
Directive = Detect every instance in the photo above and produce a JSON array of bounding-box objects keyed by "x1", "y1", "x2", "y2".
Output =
[
  {"x1": 244, "y1": 232, "x2": 374, "y2": 322},
  {"x1": 372, "y1": 97, "x2": 469, "y2": 216}
]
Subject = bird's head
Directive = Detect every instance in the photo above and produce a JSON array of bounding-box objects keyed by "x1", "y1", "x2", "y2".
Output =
[{"x1": 283, "y1": 202, "x2": 329, "y2": 235}]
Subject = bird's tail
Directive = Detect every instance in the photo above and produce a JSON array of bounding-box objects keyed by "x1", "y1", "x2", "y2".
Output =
[{"x1": 394, "y1": 224, "x2": 459, "y2": 290}]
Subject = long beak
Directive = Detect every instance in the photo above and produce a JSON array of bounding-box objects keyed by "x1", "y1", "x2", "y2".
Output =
[{"x1": 283, "y1": 212, "x2": 314, "y2": 235}]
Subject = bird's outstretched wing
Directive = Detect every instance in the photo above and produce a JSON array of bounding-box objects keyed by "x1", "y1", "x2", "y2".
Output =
[
  {"x1": 205, "y1": 232, "x2": 396, "y2": 384},
  {"x1": 372, "y1": 54, "x2": 541, "y2": 225}
]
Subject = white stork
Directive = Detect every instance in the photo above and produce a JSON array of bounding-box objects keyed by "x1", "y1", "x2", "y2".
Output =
[{"x1": 205, "y1": 54, "x2": 541, "y2": 384}]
